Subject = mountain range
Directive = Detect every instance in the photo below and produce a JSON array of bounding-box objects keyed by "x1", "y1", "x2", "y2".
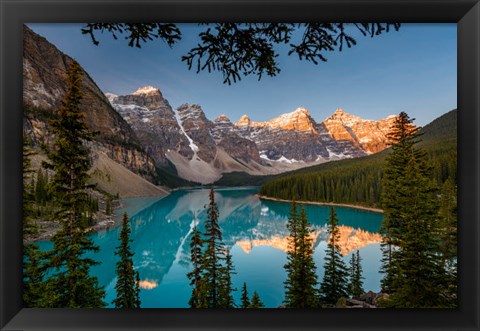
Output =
[
  {"x1": 106, "y1": 86, "x2": 398, "y2": 184},
  {"x1": 24, "y1": 25, "x2": 419, "y2": 194}
]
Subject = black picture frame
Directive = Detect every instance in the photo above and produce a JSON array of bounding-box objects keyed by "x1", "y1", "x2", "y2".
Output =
[{"x1": 1, "y1": 0, "x2": 479, "y2": 330}]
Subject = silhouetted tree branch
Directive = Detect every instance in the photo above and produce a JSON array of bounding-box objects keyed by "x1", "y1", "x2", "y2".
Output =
[{"x1": 82, "y1": 23, "x2": 400, "y2": 85}]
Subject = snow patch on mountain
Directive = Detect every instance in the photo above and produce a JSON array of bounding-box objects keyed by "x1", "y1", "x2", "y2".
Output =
[
  {"x1": 259, "y1": 152, "x2": 302, "y2": 164},
  {"x1": 259, "y1": 151, "x2": 270, "y2": 160},
  {"x1": 132, "y1": 85, "x2": 160, "y2": 96},
  {"x1": 173, "y1": 107, "x2": 199, "y2": 154},
  {"x1": 277, "y1": 156, "x2": 302, "y2": 164},
  {"x1": 326, "y1": 147, "x2": 349, "y2": 159},
  {"x1": 109, "y1": 103, "x2": 152, "y2": 125}
]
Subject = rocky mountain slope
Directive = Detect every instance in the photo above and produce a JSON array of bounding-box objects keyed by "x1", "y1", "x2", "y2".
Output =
[
  {"x1": 107, "y1": 89, "x2": 268, "y2": 184},
  {"x1": 236, "y1": 107, "x2": 366, "y2": 162},
  {"x1": 235, "y1": 107, "x2": 397, "y2": 161},
  {"x1": 322, "y1": 109, "x2": 397, "y2": 154},
  {"x1": 108, "y1": 87, "x2": 398, "y2": 184},
  {"x1": 23, "y1": 26, "x2": 168, "y2": 196}
]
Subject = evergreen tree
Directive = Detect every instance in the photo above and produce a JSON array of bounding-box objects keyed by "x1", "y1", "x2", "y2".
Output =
[
  {"x1": 248, "y1": 291, "x2": 265, "y2": 308},
  {"x1": 437, "y1": 177, "x2": 457, "y2": 307},
  {"x1": 241, "y1": 282, "x2": 250, "y2": 308},
  {"x1": 41, "y1": 61, "x2": 105, "y2": 307},
  {"x1": 34, "y1": 168, "x2": 48, "y2": 205},
  {"x1": 187, "y1": 186, "x2": 236, "y2": 308},
  {"x1": 105, "y1": 197, "x2": 112, "y2": 215},
  {"x1": 113, "y1": 213, "x2": 141, "y2": 308},
  {"x1": 200, "y1": 186, "x2": 228, "y2": 308},
  {"x1": 23, "y1": 243, "x2": 46, "y2": 307},
  {"x1": 380, "y1": 112, "x2": 449, "y2": 307},
  {"x1": 348, "y1": 253, "x2": 356, "y2": 295},
  {"x1": 283, "y1": 201, "x2": 300, "y2": 306},
  {"x1": 22, "y1": 134, "x2": 37, "y2": 237},
  {"x1": 283, "y1": 204, "x2": 319, "y2": 308},
  {"x1": 134, "y1": 271, "x2": 141, "y2": 308},
  {"x1": 296, "y1": 206, "x2": 319, "y2": 307},
  {"x1": 187, "y1": 216, "x2": 204, "y2": 308},
  {"x1": 196, "y1": 280, "x2": 209, "y2": 308},
  {"x1": 218, "y1": 248, "x2": 236, "y2": 308},
  {"x1": 348, "y1": 250, "x2": 364, "y2": 298},
  {"x1": 385, "y1": 158, "x2": 445, "y2": 307},
  {"x1": 438, "y1": 177, "x2": 457, "y2": 267},
  {"x1": 380, "y1": 111, "x2": 419, "y2": 293},
  {"x1": 22, "y1": 134, "x2": 46, "y2": 307},
  {"x1": 320, "y1": 208, "x2": 349, "y2": 305}
]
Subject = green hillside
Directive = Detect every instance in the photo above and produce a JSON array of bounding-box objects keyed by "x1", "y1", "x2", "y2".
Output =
[{"x1": 259, "y1": 109, "x2": 457, "y2": 208}]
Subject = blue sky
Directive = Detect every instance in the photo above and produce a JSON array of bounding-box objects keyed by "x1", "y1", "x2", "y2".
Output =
[{"x1": 27, "y1": 23, "x2": 456, "y2": 127}]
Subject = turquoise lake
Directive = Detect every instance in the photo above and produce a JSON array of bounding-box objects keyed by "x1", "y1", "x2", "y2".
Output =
[{"x1": 37, "y1": 187, "x2": 384, "y2": 308}]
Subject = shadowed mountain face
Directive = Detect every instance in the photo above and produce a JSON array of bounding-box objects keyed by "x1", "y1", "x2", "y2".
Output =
[
  {"x1": 106, "y1": 88, "x2": 194, "y2": 165},
  {"x1": 23, "y1": 26, "x2": 158, "y2": 184}
]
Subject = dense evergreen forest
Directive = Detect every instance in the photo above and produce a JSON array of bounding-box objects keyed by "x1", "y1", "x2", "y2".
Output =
[{"x1": 259, "y1": 109, "x2": 457, "y2": 207}]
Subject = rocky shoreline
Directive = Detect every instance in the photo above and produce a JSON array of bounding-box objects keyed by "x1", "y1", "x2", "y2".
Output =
[
  {"x1": 27, "y1": 197, "x2": 123, "y2": 243},
  {"x1": 257, "y1": 195, "x2": 384, "y2": 214},
  {"x1": 340, "y1": 291, "x2": 390, "y2": 308},
  {"x1": 28, "y1": 192, "x2": 169, "y2": 242}
]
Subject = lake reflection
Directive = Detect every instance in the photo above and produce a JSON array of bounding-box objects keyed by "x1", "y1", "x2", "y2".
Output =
[{"x1": 38, "y1": 187, "x2": 384, "y2": 308}]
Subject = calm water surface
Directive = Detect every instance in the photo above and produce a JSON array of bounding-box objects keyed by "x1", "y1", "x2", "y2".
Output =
[{"x1": 38, "y1": 187, "x2": 384, "y2": 308}]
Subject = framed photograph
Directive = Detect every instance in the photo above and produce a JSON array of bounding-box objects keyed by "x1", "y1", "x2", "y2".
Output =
[{"x1": 1, "y1": 0, "x2": 479, "y2": 330}]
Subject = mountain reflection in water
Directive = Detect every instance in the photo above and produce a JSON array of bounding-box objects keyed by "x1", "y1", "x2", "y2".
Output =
[
  {"x1": 236, "y1": 225, "x2": 382, "y2": 256},
  {"x1": 37, "y1": 187, "x2": 384, "y2": 308}
]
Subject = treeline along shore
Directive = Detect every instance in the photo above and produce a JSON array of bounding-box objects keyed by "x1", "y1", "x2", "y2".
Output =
[{"x1": 256, "y1": 195, "x2": 384, "y2": 214}]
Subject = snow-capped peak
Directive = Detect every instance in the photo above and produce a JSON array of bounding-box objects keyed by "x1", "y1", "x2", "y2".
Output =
[
  {"x1": 214, "y1": 114, "x2": 231, "y2": 123},
  {"x1": 234, "y1": 107, "x2": 315, "y2": 132},
  {"x1": 132, "y1": 85, "x2": 160, "y2": 96},
  {"x1": 235, "y1": 115, "x2": 251, "y2": 126},
  {"x1": 266, "y1": 106, "x2": 316, "y2": 132},
  {"x1": 326, "y1": 108, "x2": 363, "y2": 124},
  {"x1": 293, "y1": 107, "x2": 310, "y2": 116}
]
